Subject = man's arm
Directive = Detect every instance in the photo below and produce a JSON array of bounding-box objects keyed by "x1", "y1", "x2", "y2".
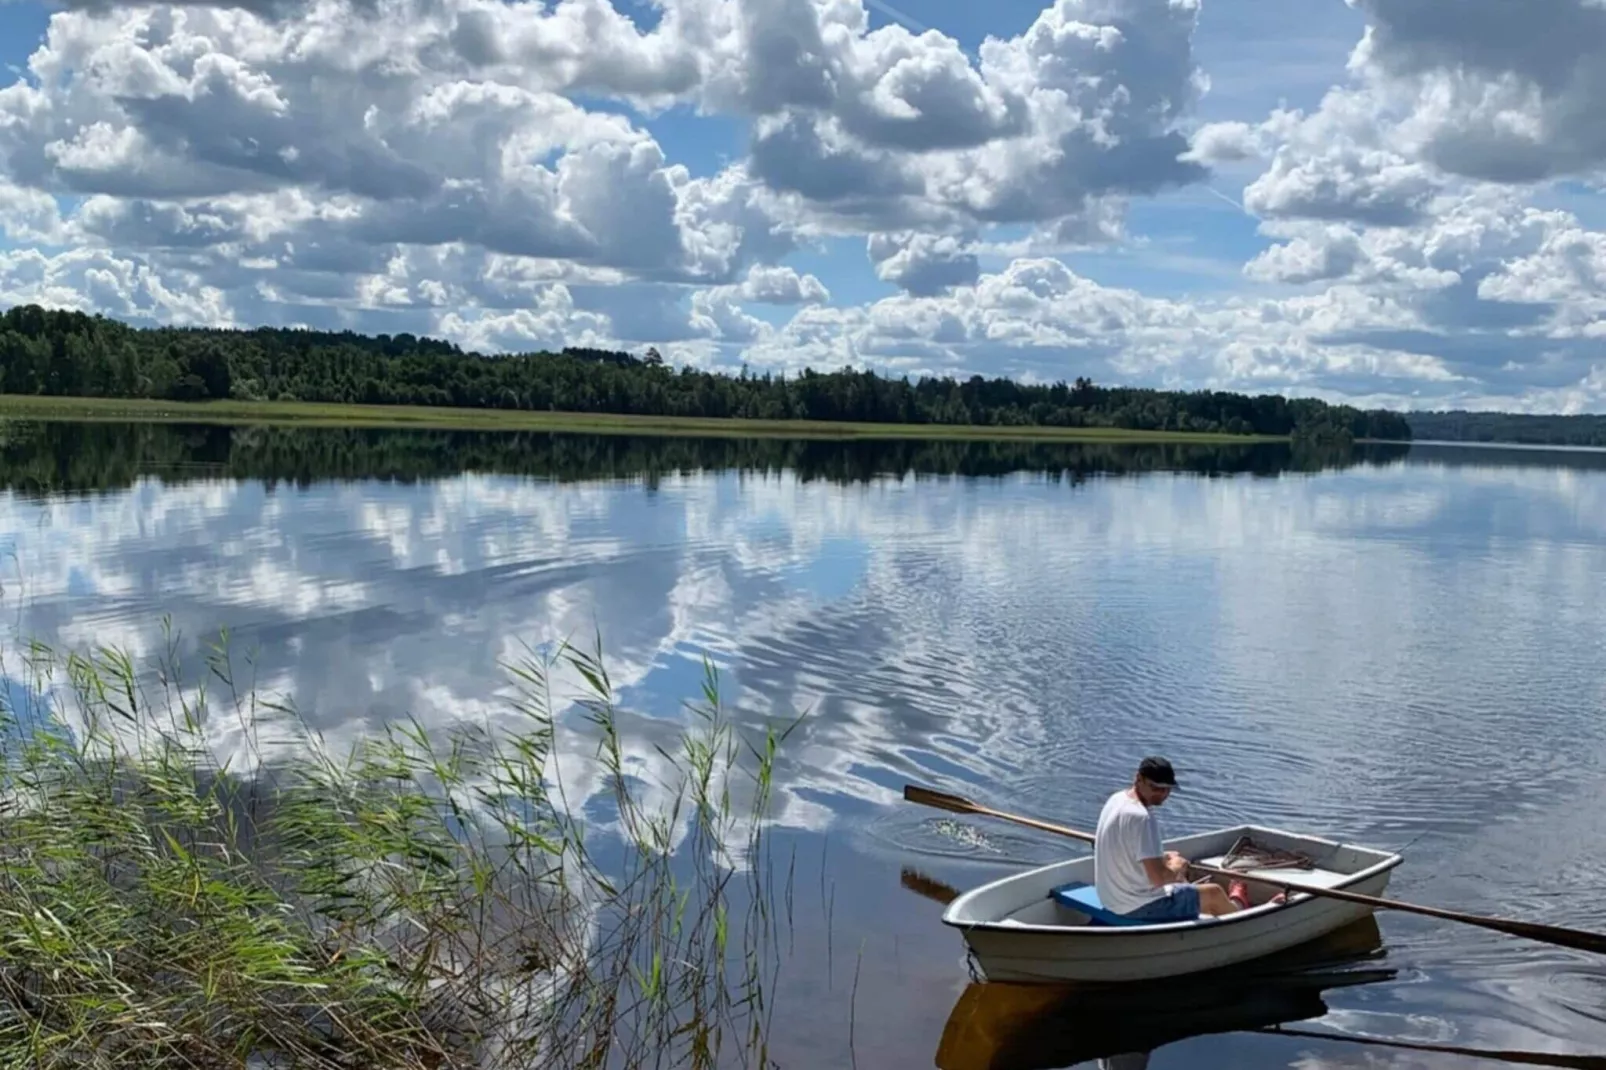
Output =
[
  {"x1": 1140, "y1": 853, "x2": 1189, "y2": 887},
  {"x1": 1137, "y1": 815, "x2": 1188, "y2": 887}
]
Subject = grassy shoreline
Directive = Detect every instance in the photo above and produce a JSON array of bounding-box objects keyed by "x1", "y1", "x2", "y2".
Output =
[
  {"x1": 0, "y1": 393, "x2": 1287, "y2": 444},
  {"x1": 0, "y1": 631, "x2": 799, "y2": 1068}
]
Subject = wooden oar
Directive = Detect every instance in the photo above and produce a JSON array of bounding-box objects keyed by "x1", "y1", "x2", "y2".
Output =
[
  {"x1": 902, "y1": 867, "x2": 962, "y2": 906},
  {"x1": 903, "y1": 783, "x2": 1606, "y2": 956}
]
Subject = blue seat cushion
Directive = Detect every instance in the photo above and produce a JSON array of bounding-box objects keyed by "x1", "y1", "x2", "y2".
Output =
[{"x1": 1049, "y1": 880, "x2": 1150, "y2": 927}]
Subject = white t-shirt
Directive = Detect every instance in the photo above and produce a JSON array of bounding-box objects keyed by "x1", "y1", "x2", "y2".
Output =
[{"x1": 1093, "y1": 789, "x2": 1174, "y2": 914}]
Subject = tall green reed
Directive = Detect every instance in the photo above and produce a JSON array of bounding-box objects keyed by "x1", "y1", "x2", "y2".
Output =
[{"x1": 0, "y1": 625, "x2": 800, "y2": 1069}]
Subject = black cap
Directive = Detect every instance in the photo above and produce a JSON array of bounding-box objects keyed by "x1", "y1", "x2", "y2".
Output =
[{"x1": 1139, "y1": 756, "x2": 1178, "y2": 788}]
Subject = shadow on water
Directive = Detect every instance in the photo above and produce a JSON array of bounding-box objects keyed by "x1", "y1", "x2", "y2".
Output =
[
  {"x1": 935, "y1": 928, "x2": 1392, "y2": 1070},
  {"x1": 0, "y1": 418, "x2": 1414, "y2": 494}
]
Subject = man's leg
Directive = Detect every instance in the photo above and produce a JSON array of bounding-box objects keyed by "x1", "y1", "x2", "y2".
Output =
[
  {"x1": 1197, "y1": 883, "x2": 1241, "y2": 916},
  {"x1": 1120, "y1": 884, "x2": 1199, "y2": 922},
  {"x1": 1146, "y1": 883, "x2": 1204, "y2": 920}
]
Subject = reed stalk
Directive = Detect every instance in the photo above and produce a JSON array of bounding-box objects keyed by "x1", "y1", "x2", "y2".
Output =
[{"x1": 0, "y1": 624, "x2": 800, "y2": 1069}]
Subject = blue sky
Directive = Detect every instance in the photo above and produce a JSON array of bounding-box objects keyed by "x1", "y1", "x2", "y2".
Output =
[
  {"x1": 0, "y1": 6, "x2": 46, "y2": 76},
  {"x1": 3, "y1": 0, "x2": 1606, "y2": 413}
]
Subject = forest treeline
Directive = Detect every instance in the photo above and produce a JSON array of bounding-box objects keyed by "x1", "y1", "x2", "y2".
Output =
[
  {"x1": 0, "y1": 304, "x2": 1413, "y2": 441},
  {"x1": 1406, "y1": 410, "x2": 1606, "y2": 447},
  {"x1": 0, "y1": 420, "x2": 1413, "y2": 498}
]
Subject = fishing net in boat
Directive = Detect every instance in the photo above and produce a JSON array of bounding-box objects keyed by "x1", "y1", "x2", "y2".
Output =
[{"x1": 1214, "y1": 835, "x2": 1318, "y2": 873}]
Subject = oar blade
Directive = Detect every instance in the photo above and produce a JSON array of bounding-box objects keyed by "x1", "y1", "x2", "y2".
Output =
[
  {"x1": 901, "y1": 867, "x2": 960, "y2": 906},
  {"x1": 902, "y1": 784, "x2": 979, "y2": 815}
]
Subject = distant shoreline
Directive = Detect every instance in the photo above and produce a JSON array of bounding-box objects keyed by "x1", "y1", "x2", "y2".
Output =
[
  {"x1": 0, "y1": 393, "x2": 1295, "y2": 444},
  {"x1": 1404, "y1": 437, "x2": 1606, "y2": 455}
]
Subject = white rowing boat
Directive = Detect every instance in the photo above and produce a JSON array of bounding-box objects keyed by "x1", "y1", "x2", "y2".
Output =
[{"x1": 940, "y1": 824, "x2": 1403, "y2": 983}]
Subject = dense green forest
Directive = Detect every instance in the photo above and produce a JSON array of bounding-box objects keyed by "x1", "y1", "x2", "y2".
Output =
[
  {"x1": 0, "y1": 420, "x2": 1413, "y2": 498},
  {"x1": 0, "y1": 304, "x2": 1412, "y2": 442},
  {"x1": 1406, "y1": 410, "x2": 1606, "y2": 447}
]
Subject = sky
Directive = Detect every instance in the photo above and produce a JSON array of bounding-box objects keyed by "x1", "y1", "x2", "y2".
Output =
[{"x1": 3, "y1": 0, "x2": 1606, "y2": 414}]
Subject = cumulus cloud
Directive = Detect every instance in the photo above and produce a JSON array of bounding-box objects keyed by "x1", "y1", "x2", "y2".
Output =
[
  {"x1": 1227, "y1": 0, "x2": 1606, "y2": 225},
  {"x1": 740, "y1": 195, "x2": 1606, "y2": 413},
  {"x1": 739, "y1": 0, "x2": 1211, "y2": 236},
  {"x1": 1144, "y1": 0, "x2": 1606, "y2": 411},
  {"x1": 1246, "y1": 191, "x2": 1606, "y2": 404},
  {"x1": 0, "y1": 246, "x2": 233, "y2": 325},
  {"x1": 0, "y1": 1, "x2": 804, "y2": 328},
  {"x1": 0, "y1": 0, "x2": 1225, "y2": 363},
  {"x1": 731, "y1": 265, "x2": 830, "y2": 306},
  {"x1": 866, "y1": 232, "x2": 979, "y2": 296},
  {"x1": 0, "y1": 180, "x2": 65, "y2": 244},
  {"x1": 7, "y1": 0, "x2": 1606, "y2": 410},
  {"x1": 1235, "y1": 91, "x2": 1442, "y2": 226},
  {"x1": 741, "y1": 252, "x2": 1510, "y2": 402},
  {"x1": 0, "y1": 0, "x2": 1215, "y2": 249},
  {"x1": 1350, "y1": 0, "x2": 1606, "y2": 184},
  {"x1": 684, "y1": 265, "x2": 830, "y2": 343},
  {"x1": 1182, "y1": 120, "x2": 1269, "y2": 166},
  {"x1": 435, "y1": 285, "x2": 614, "y2": 354},
  {"x1": 699, "y1": 0, "x2": 1031, "y2": 152}
]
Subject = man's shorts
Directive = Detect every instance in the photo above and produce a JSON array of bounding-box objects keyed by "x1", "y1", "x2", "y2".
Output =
[{"x1": 1120, "y1": 882, "x2": 1201, "y2": 922}]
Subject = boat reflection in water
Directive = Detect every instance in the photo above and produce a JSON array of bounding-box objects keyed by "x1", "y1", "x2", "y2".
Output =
[{"x1": 933, "y1": 914, "x2": 1394, "y2": 1070}]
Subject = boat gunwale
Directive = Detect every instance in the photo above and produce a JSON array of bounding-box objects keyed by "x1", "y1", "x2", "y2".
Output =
[{"x1": 939, "y1": 823, "x2": 1405, "y2": 938}]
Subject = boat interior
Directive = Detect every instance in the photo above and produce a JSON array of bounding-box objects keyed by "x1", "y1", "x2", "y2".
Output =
[{"x1": 946, "y1": 825, "x2": 1400, "y2": 931}]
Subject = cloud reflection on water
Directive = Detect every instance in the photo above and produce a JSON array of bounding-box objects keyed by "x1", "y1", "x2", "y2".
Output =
[
  {"x1": 6, "y1": 430, "x2": 1606, "y2": 1064},
  {"x1": 5, "y1": 443, "x2": 1606, "y2": 860}
]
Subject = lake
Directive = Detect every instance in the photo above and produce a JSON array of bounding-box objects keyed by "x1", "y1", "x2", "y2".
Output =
[{"x1": 2, "y1": 419, "x2": 1605, "y2": 1069}]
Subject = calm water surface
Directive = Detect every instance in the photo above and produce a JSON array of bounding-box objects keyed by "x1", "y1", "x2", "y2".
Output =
[{"x1": 2, "y1": 422, "x2": 1606, "y2": 1069}]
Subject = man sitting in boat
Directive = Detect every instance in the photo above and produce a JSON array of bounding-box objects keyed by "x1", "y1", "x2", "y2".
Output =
[{"x1": 1094, "y1": 757, "x2": 1249, "y2": 922}]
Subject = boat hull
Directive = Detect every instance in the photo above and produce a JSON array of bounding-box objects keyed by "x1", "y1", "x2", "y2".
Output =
[{"x1": 941, "y1": 824, "x2": 1403, "y2": 984}]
